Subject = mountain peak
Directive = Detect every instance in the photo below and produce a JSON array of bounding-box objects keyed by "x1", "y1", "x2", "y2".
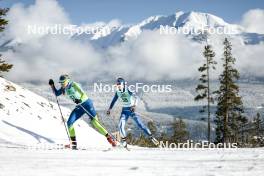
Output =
[{"x1": 175, "y1": 11, "x2": 228, "y2": 28}]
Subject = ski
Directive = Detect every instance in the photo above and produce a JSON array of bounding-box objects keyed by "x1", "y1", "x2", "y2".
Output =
[
  {"x1": 102, "y1": 147, "x2": 113, "y2": 152},
  {"x1": 102, "y1": 144, "x2": 130, "y2": 152},
  {"x1": 121, "y1": 144, "x2": 131, "y2": 151},
  {"x1": 150, "y1": 137, "x2": 160, "y2": 146},
  {"x1": 124, "y1": 146, "x2": 130, "y2": 151}
]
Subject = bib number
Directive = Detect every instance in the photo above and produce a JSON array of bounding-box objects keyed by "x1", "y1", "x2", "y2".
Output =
[{"x1": 121, "y1": 97, "x2": 129, "y2": 102}]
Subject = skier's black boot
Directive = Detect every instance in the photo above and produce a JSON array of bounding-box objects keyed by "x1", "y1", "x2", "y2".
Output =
[
  {"x1": 70, "y1": 136, "x2": 77, "y2": 150},
  {"x1": 121, "y1": 137, "x2": 128, "y2": 148}
]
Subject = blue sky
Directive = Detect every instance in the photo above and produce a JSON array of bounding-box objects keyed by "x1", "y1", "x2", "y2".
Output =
[{"x1": 0, "y1": 0, "x2": 264, "y2": 24}]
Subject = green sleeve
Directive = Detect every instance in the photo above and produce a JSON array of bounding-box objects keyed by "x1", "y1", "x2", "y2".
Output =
[
  {"x1": 72, "y1": 82, "x2": 88, "y2": 101},
  {"x1": 72, "y1": 82, "x2": 84, "y2": 94}
]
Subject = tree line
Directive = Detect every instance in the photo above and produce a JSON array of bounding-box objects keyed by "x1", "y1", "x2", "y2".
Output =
[
  {"x1": 132, "y1": 37, "x2": 263, "y2": 148},
  {"x1": 0, "y1": 7, "x2": 12, "y2": 76},
  {"x1": 195, "y1": 37, "x2": 263, "y2": 146}
]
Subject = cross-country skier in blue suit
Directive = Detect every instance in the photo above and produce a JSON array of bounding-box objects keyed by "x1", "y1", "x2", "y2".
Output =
[{"x1": 107, "y1": 78, "x2": 159, "y2": 147}]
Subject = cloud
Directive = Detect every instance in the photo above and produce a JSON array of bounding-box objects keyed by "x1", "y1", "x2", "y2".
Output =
[
  {"x1": 3, "y1": 0, "x2": 104, "y2": 82},
  {"x1": 234, "y1": 43, "x2": 264, "y2": 77},
  {"x1": 241, "y1": 9, "x2": 264, "y2": 34},
  {"x1": 1, "y1": 1, "x2": 264, "y2": 83},
  {"x1": 106, "y1": 31, "x2": 203, "y2": 81},
  {"x1": 4, "y1": 36, "x2": 103, "y2": 82},
  {"x1": 6, "y1": 0, "x2": 70, "y2": 42},
  {"x1": 2, "y1": 0, "x2": 205, "y2": 83}
]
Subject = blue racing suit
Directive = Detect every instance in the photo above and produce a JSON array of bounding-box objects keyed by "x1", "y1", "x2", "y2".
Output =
[{"x1": 109, "y1": 87, "x2": 151, "y2": 138}]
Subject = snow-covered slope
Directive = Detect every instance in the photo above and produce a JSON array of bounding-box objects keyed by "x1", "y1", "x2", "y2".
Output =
[
  {"x1": 0, "y1": 77, "x2": 109, "y2": 148},
  {"x1": 72, "y1": 11, "x2": 263, "y2": 47}
]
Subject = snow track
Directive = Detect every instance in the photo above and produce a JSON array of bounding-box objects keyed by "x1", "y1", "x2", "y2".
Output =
[{"x1": 0, "y1": 148, "x2": 263, "y2": 176}]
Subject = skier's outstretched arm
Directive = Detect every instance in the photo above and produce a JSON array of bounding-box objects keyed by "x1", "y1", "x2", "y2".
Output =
[
  {"x1": 107, "y1": 92, "x2": 118, "y2": 115},
  {"x1": 49, "y1": 79, "x2": 63, "y2": 96}
]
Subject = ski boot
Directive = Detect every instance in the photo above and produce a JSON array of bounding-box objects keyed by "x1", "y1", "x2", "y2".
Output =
[
  {"x1": 106, "y1": 134, "x2": 117, "y2": 147},
  {"x1": 120, "y1": 137, "x2": 130, "y2": 151},
  {"x1": 121, "y1": 137, "x2": 128, "y2": 148},
  {"x1": 65, "y1": 136, "x2": 77, "y2": 150},
  {"x1": 150, "y1": 135, "x2": 159, "y2": 146}
]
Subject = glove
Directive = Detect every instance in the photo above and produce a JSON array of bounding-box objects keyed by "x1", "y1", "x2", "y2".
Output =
[
  {"x1": 74, "y1": 99, "x2": 81, "y2": 104},
  {"x1": 130, "y1": 106, "x2": 136, "y2": 112},
  {"x1": 106, "y1": 109, "x2": 111, "y2": 115},
  {"x1": 49, "y1": 79, "x2": 54, "y2": 86}
]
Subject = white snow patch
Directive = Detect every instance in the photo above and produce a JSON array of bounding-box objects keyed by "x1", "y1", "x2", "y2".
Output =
[{"x1": 0, "y1": 77, "x2": 110, "y2": 148}]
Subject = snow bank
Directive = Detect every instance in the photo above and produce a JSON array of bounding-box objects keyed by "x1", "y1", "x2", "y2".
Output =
[{"x1": 0, "y1": 77, "x2": 109, "y2": 148}]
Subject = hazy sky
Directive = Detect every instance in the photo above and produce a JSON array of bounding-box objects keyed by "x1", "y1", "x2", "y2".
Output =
[{"x1": 0, "y1": 0, "x2": 264, "y2": 24}]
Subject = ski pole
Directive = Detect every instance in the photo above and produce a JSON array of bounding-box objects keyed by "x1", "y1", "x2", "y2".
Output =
[
  {"x1": 54, "y1": 96, "x2": 71, "y2": 142},
  {"x1": 106, "y1": 110, "x2": 119, "y2": 132},
  {"x1": 107, "y1": 114, "x2": 123, "y2": 144}
]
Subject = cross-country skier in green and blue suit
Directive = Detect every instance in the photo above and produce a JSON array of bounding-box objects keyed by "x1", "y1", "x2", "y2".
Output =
[{"x1": 49, "y1": 74, "x2": 116, "y2": 149}]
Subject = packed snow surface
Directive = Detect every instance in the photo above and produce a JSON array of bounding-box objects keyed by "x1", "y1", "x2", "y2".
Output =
[{"x1": 0, "y1": 147, "x2": 263, "y2": 176}]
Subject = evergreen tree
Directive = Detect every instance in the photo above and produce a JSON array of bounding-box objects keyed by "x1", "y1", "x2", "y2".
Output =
[
  {"x1": 147, "y1": 121, "x2": 157, "y2": 136},
  {"x1": 253, "y1": 113, "x2": 262, "y2": 137},
  {"x1": 0, "y1": 7, "x2": 12, "y2": 76},
  {"x1": 128, "y1": 121, "x2": 159, "y2": 148},
  {"x1": 126, "y1": 133, "x2": 135, "y2": 145},
  {"x1": 158, "y1": 132, "x2": 168, "y2": 142},
  {"x1": 171, "y1": 118, "x2": 189, "y2": 143},
  {"x1": 195, "y1": 44, "x2": 216, "y2": 142},
  {"x1": 215, "y1": 38, "x2": 247, "y2": 143}
]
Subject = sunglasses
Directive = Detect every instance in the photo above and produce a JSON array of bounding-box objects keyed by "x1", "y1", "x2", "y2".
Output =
[{"x1": 60, "y1": 81, "x2": 68, "y2": 86}]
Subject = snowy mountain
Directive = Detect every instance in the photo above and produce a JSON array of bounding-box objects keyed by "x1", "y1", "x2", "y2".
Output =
[
  {"x1": 1, "y1": 11, "x2": 263, "y2": 50},
  {"x1": 73, "y1": 11, "x2": 263, "y2": 48},
  {"x1": 121, "y1": 11, "x2": 240, "y2": 40},
  {"x1": 0, "y1": 77, "x2": 109, "y2": 148}
]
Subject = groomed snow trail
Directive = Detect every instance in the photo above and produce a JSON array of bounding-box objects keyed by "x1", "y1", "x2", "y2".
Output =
[{"x1": 0, "y1": 148, "x2": 263, "y2": 176}]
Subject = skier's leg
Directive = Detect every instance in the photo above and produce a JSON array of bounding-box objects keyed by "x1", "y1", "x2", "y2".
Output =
[
  {"x1": 119, "y1": 113, "x2": 128, "y2": 138},
  {"x1": 67, "y1": 107, "x2": 85, "y2": 149},
  {"x1": 81, "y1": 99, "x2": 108, "y2": 135},
  {"x1": 131, "y1": 113, "x2": 159, "y2": 145},
  {"x1": 131, "y1": 113, "x2": 152, "y2": 136},
  {"x1": 81, "y1": 99, "x2": 97, "y2": 118},
  {"x1": 118, "y1": 112, "x2": 129, "y2": 146},
  {"x1": 81, "y1": 99, "x2": 116, "y2": 146},
  {"x1": 91, "y1": 117, "x2": 116, "y2": 147},
  {"x1": 91, "y1": 117, "x2": 108, "y2": 136}
]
